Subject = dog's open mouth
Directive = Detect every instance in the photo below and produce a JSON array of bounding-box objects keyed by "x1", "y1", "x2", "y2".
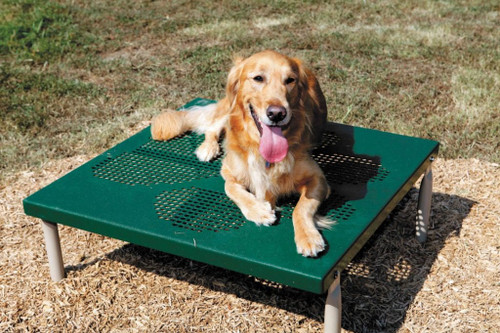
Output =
[{"x1": 250, "y1": 104, "x2": 289, "y2": 164}]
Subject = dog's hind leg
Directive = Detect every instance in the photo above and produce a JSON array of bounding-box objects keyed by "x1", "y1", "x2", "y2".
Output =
[
  {"x1": 195, "y1": 130, "x2": 222, "y2": 161},
  {"x1": 151, "y1": 101, "x2": 229, "y2": 161},
  {"x1": 195, "y1": 113, "x2": 227, "y2": 161},
  {"x1": 151, "y1": 102, "x2": 222, "y2": 141}
]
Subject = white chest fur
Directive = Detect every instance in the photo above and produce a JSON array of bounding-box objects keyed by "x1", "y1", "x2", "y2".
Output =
[{"x1": 247, "y1": 153, "x2": 295, "y2": 200}]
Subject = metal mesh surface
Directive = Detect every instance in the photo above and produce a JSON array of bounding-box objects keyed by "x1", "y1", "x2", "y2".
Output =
[
  {"x1": 154, "y1": 187, "x2": 246, "y2": 232},
  {"x1": 92, "y1": 133, "x2": 221, "y2": 186},
  {"x1": 313, "y1": 151, "x2": 389, "y2": 184}
]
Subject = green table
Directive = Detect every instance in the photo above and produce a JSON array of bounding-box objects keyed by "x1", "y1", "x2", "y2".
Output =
[{"x1": 23, "y1": 98, "x2": 438, "y2": 332}]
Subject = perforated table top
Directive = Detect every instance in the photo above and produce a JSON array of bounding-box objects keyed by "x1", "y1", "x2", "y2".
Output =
[{"x1": 23, "y1": 98, "x2": 439, "y2": 294}]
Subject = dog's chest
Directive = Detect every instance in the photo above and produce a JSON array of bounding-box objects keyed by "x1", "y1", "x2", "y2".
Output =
[{"x1": 247, "y1": 154, "x2": 294, "y2": 200}]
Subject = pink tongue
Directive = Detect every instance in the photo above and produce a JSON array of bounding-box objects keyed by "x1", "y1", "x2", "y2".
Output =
[{"x1": 259, "y1": 123, "x2": 289, "y2": 163}]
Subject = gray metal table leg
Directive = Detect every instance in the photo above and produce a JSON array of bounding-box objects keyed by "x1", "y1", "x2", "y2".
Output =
[
  {"x1": 416, "y1": 163, "x2": 433, "y2": 243},
  {"x1": 324, "y1": 272, "x2": 341, "y2": 333},
  {"x1": 41, "y1": 220, "x2": 65, "y2": 281}
]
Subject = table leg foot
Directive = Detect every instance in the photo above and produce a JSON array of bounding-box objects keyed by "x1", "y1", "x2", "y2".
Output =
[{"x1": 42, "y1": 220, "x2": 65, "y2": 281}]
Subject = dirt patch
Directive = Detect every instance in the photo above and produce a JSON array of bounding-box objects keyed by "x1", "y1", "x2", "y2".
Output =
[{"x1": 1, "y1": 157, "x2": 498, "y2": 332}]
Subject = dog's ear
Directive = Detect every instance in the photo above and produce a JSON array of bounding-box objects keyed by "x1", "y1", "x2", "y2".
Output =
[
  {"x1": 225, "y1": 56, "x2": 245, "y2": 105},
  {"x1": 292, "y1": 57, "x2": 310, "y2": 91}
]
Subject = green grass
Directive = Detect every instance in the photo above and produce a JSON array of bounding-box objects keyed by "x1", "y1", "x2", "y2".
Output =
[
  {"x1": 1, "y1": 0, "x2": 499, "y2": 179},
  {"x1": 0, "y1": 0, "x2": 97, "y2": 63}
]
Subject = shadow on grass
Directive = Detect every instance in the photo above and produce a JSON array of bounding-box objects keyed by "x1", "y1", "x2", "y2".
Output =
[{"x1": 66, "y1": 189, "x2": 475, "y2": 332}]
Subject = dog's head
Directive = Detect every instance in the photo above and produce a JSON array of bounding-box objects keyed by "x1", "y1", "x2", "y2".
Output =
[{"x1": 226, "y1": 50, "x2": 310, "y2": 163}]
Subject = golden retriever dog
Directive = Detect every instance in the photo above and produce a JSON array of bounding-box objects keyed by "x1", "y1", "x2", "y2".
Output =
[{"x1": 151, "y1": 50, "x2": 331, "y2": 257}]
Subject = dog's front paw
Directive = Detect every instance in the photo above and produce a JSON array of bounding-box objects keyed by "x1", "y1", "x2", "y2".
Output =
[
  {"x1": 195, "y1": 140, "x2": 220, "y2": 161},
  {"x1": 295, "y1": 229, "x2": 325, "y2": 257},
  {"x1": 242, "y1": 200, "x2": 276, "y2": 226}
]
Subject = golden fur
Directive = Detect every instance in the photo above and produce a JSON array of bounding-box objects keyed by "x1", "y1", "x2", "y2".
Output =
[{"x1": 151, "y1": 50, "x2": 331, "y2": 257}]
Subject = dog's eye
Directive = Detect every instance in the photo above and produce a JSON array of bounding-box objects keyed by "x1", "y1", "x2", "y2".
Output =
[
  {"x1": 285, "y1": 77, "x2": 295, "y2": 85},
  {"x1": 253, "y1": 75, "x2": 264, "y2": 82}
]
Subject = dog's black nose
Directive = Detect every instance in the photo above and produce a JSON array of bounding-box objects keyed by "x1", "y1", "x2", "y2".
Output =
[{"x1": 266, "y1": 105, "x2": 287, "y2": 123}]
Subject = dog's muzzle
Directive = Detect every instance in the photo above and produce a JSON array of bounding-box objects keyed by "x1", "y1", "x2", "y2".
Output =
[{"x1": 249, "y1": 103, "x2": 289, "y2": 164}]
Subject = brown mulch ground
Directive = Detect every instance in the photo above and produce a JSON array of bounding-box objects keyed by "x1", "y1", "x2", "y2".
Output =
[{"x1": 1, "y1": 156, "x2": 499, "y2": 332}]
